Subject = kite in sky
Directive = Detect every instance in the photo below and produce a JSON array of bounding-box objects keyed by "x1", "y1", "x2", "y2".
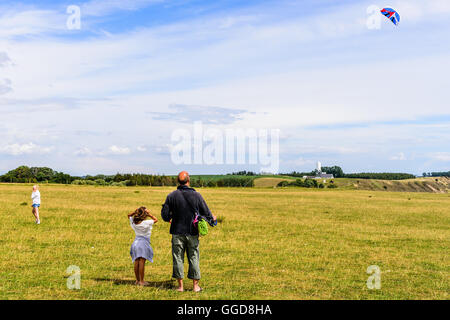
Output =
[{"x1": 381, "y1": 8, "x2": 400, "y2": 26}]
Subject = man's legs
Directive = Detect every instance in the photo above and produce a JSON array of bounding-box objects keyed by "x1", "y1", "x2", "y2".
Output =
[
  {"x1": 186, "y1": 235, "x2": 201, "y2": 292},
  {"x1": 176, "y1": 279, "x2": 183, "y2": 292},
  {"x1": 172, "y1": 235, "x2": 186, "y2": 291}
]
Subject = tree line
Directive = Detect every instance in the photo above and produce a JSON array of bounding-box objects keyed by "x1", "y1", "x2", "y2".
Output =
[
  {"x1": 0, "y1": 166, "x2": 73, "y2": 184},
  {"x1": 0, "y1": 166, "x2": 254, "y2": 187},
  {"x1": 422, "y1": 171, "x2": 450, "y2": 177},
  {"x1": 285, "y1": 166, "x2": 416, "y2": 180},
  {"x1": 343, "y1": 172, "x2": 416, "y2": 180}
]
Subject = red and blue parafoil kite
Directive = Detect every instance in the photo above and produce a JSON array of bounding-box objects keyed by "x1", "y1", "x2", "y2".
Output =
[{"x1": 381, "y1": 8, "x2": 400, "y2": 26}]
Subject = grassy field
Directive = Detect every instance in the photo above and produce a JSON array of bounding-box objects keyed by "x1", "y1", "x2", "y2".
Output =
[{"x1": 0, "y1": 183, "x2": 449, "y2": 300}]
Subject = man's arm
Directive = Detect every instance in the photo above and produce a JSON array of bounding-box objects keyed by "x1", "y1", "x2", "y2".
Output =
[
  {"x1": 197, "y1": 193, "x2": 217, "y2": 225},
  {"x1": 161, "y1": 195, "x2": 172, "y2": 222}
]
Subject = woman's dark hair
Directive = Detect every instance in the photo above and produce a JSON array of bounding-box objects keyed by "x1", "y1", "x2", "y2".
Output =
[{"x1": 131, "y1": 206, "x2": 150, "y2": 225}]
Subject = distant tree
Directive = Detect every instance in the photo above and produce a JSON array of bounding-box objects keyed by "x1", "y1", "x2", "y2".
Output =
[
  {"x1": 95, "y1": 179, "x2": 107, "y2": 186},
  {"x1": 113, "y1": 173, "x2": 124, "y2": 182},
  {"x1": 303, "y1": 179, "x2": 316, "y2": 188}
]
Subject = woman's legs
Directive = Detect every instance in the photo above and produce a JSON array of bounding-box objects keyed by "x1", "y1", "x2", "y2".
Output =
[
  {"x1": 138, "y1": 258, "x2": 147, "y2": 285},
  {"x1": 133, "y1": 258, "x2": 147, "y2": 286},
  {"x1": 32, "y1": 206, "x2": 40, "y2": 223},
  {"x1": 134, "y1": 259, "x2": 140, "y2": 284},
  {"x1": 35, "y1": 207, "x2": 40, "y2": 223}
]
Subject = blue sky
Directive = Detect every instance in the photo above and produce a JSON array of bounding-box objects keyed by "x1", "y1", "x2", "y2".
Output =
[{"x1": 0, "y1": 0, "x2": 449, "y2": 175}]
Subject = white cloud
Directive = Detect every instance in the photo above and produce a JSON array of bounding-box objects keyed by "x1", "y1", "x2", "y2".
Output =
[
  {"x1": 430, "y1": 152, "x2": 450, "y2": 162},
  {"x1": 74, "y1": 147, "x2": 92, "y2": 156},
  {"x1": 108, "y1": 145, "x2": 131, "y2": 155},
  {"x1": 0, "y1": 52, "x2": 12, "y2": 67},
  {"x1": 393, "y1": 0, "x2": 450, "y2": 21},
  {"x1": 297, "y1": 145, "x2": 361, "y2": 155},
  {"x1": 137, "y1": 146, "x2": 147, "y2": 152},
  {"x1": 0, "y1": 78, "x2": 12, "y2": 95},
  {"x1": 390, "y1": 152, "x2": 407, "y2": 161},
  {"x1": 81, "y1": 0, "x2": 163, "y2": 17},
  {"x1": 0, "y1": 8, "x2": 66, "y2": 38},
  {"x1": 0, "y1": 143, "x2": 53, "y2": 155},
  {"x1": 288, "y1": 157, "x2": 315, "y2": 167},
  {"x1": 0, "y1": 1, "x2": 163, "y2": 38}
]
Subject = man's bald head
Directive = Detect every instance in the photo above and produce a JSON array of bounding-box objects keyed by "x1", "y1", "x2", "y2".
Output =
[{"x1": 177, "y1": 171, "x2": 190, "y2": 186}]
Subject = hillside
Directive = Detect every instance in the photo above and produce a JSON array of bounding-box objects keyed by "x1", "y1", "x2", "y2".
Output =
[
  {"x1": 337, "y1": 176, "x2": 450, "y2": 193},
  {"x1": 255, "y1": 176, "x2": 450, "y2": 193}
]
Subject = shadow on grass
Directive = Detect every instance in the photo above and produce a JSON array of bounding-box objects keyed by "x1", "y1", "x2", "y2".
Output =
[{"x1": 94, "y1": 278, "x2": 176, "y2": 289}]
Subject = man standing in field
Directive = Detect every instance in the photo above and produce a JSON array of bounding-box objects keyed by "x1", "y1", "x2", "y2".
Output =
[{"x1": 161, "y1": 171, "x2": 216, "y2": 292}]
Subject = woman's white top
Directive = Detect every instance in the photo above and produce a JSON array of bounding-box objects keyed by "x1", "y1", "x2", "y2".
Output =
[
  {"x1": 31, "y1": 191, "x2": 41, "y2": 205},
  {"x1": 130, "y1": 217, "x2": 154, "y2": 238}
]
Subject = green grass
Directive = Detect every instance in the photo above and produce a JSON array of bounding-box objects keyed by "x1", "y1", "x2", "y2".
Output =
[{"x1": 0, "y1": 184, "x2": 449, "y2": 300}]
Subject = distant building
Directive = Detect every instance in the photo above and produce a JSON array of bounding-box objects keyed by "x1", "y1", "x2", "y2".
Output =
[
  {"x1": 318, "y1": 173, "x2": 334, "y2": 179},
  {"x1": 303, "y1": 174, "x2": 334, "y2": 179},
  {"x1": 303, "y1": 161, "x2": 334, "y2": 180}
]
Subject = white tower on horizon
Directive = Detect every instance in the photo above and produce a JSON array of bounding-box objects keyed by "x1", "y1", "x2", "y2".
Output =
[{"x1": 317, "y1": 161, "x2": 322, "y2": 173}]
